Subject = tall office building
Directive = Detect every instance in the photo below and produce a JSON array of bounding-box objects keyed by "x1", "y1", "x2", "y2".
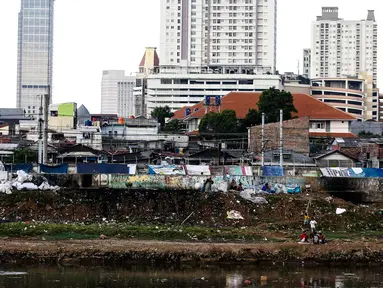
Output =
[
  {"x1": 101, "y1": 71, "x2": 136, "y2": 118},
  {"x1": 310, "y1": 7, "x2": 377, "y2": 84},
  {"x1": 16, "y1": 0, "x2": 55, "y2": 115},
  {"x1": 160, "y1": 0, "x2": 277, "y2": 73}
]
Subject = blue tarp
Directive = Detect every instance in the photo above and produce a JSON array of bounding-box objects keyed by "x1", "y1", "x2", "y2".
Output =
[
  {"x1": 77, "y1": 163, "x2": 130, "y2": 174},
  {"x1": 262, "y1": 166, "x2": 284, "y2": 177},
  {"x1": 40, "y1": 164, "x2": 68, "y2": 174},
  {"x1": 4, "y1": 163, "x2": 33, "y2": 173}
]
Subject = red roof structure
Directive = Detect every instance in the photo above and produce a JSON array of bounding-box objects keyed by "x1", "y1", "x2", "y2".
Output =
[
  {"x1": 139, "y1": 47, "x2": 160, "y2": 67},
  {"x1": 173, "y1": 92, "x2": 356, "y2": 121}
]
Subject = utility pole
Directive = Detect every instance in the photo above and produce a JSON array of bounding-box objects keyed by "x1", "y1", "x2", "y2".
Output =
[
  {"x1": 261, "y1": 113, "x2": 265, "y2": 167},
  {"x1": 38, "y1": 95, "x2": 43, "y2": 166},
  {"x1": 280, "y1": 109, "x2": 283, "y2": 167},
  {"x1": 43, "y1": 91, "x2": 50, "y2": 164}
]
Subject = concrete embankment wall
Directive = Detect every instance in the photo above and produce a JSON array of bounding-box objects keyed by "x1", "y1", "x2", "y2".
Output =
[
  {"x1": 41, "y1": 174, "x2": 382, "y2": 203},
  {"x1": 320, "y1": 177, "x2": 383, "y2": 203}
]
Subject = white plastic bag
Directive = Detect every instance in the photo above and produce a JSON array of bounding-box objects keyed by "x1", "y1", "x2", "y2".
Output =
[
  {"x1": 16, "y1": 170, "x2": 32, "y2": 184},
  {"x1": 240, "y1": 190, "x2": 268, "y2": 204}
]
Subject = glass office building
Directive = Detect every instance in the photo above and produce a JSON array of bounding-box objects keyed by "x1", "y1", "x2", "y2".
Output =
[{"x1": 16, "y1": 0, "x2": 54, "y2": 115}]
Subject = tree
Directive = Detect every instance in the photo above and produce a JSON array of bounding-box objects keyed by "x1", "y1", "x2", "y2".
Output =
[
  {"x1": 297, "y1": 75, "x2": 310, "y2": 85},
  {"x1": 257, "y1": 87, "x2": 297, "y2": 124},
  {"x1": 13, "y1": 148, "x2": 38, "y2": 163},
  {"x1": 151, "y1": 106, "x2": 174, "y2": 130},
  {"x1": 199, "y1": 110, "x2": 239, "y2": 138},
  {"x1": 163, "y1": 119, "x2": 185, "y2": 133},
  {"x1": 243, "y1": 108, "x2": 260, "y2": 127}
]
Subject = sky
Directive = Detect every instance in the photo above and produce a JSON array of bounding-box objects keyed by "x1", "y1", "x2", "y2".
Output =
[{"x1": 0, "y1": 0, "x2": 381, "y2": 113}]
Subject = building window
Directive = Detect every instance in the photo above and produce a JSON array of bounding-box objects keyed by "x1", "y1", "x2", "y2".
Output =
[{"x1": 311, "y1": 122, "x2": 325, "y2": 129}]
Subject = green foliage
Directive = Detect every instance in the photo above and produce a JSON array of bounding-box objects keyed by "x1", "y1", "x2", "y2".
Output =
[
  {"x1": 198, "y1": 110, "x2": 239, "y2": 137},
  {"x1": 0, "y1": 223, "x2": 267, "y2": 242},
  {"x1": 13, "y1": 148, "x2": 38, "y2": 163},
  {"x1": 358, "y1": 130, "x2": 382, "y2": 138},
  {"x1": 163, "y1": 119, "x2": 185, "y2": 133},
  {"x1": 151, "y1": 106, "x2": 174, "y2": 130},
  {"x1": 257, "y1": 87, "x2": 298, "y2": 124},
  {"x1": 243, "y1": 109, "x2": 260, "y2": 127},
  {"x1": 296, "y1": 75, "x2": 310, "y2": 85}
]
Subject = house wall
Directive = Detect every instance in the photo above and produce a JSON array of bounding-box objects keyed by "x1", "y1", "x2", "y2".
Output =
[
  {"x1": 188, "y1": 119, "x2": 200, "y2": 132},
  {"x1": 0, "y1": 126, "x2": 9, "y2": 136},
  {"x1": 102, "y1": 125, "x2": 158, "y2": 136},
  {"x1": 49, "y1": 116, "x2": 75, "y2": 130},
  {"x1": 248, "y1": 117, "x2": 310, "y2": 155},
  {"x1": 330, "y1": 121, "x2": 350, "y2": 133}
]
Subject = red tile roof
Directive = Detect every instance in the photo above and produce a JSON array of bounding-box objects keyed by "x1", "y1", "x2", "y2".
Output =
[
  {"x1": 139, "y1": 49, "x2": 160, "y2": 67},
  {"x1": 173, "y1": 92, "x2": 356, "y2": 121},
  {"x1": 309, "y1": 132, "x2": 358, "y2": 138}
]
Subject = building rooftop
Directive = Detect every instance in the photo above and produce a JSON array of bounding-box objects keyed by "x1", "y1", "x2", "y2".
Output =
[
  {"x1": 77, "y1": 105, "x2": 91, "y2": 117},
  {"x1": 139, "y1": 47, "x2": 160, "y2": 67},
  {"x1": 173, "y1": 92, "x2": 356, "y2": 121}
]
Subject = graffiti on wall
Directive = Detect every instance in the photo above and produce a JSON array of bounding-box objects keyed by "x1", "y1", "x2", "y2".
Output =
[
  {"x1": 227, "y1": 176, "x2": 305, "y2": 194},
  {"x1": 109, "y1": 175, "x2": 228, "y2": 191},
  {"x1": 108, "y1": 175, "x2": 307, "y2": 194},
  {"x1": 110, "y1": 175, "x2": 166, "y2": 189}
]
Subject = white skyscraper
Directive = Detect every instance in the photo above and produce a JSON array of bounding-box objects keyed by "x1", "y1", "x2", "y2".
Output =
[
  {"x1": 159, "y1": 0, "x2": 277, "y2": 73},
  {"x1": 310, "y1": 7, "x2": 377, "y2": 84},
  {"x1": 17, "y1": 0, "x2": 55, "y2": 115},
  {"x1": 101, "y1": 71, "x2": 136, "y2": 118}
]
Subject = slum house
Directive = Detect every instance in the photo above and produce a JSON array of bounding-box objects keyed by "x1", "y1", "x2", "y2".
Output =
[
  {"x1": 186, "y1": 149, "x2": 249, "y2": 165},
  {"x1": 315, "y1": 150, "x2": 360, "y2": 168},
  {"x1": 57, "y1": 144, "x2": 106, "y2": 164}
]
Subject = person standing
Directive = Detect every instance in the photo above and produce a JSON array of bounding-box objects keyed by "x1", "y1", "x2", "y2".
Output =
[
  {"x1": 310, "y1": 218, "x2": 317, "y2": 234},
  {"x1": 303, "y1": 212, "x2": 310, "y2": 226},
  {"x1": 204, "y1": 177, "x2": 214, "y2": 192}
]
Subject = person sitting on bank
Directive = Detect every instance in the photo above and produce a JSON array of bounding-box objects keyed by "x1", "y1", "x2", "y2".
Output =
[
  {"x1": 230, "y1": 179, "x2": 237, "y2": 190},
  {"x1": 313, "y1": 232, "x2": 320, "y2": 244},
  {"x1": 237, "y1": 183, "x2": 244, "y2": 192},
  {"x1": 261, "y1": 183, "x2": 272, "y2": 193},
  {"x1": 318, "y1": 231, "x2": 328, "y2": 244},
  {"x1": 299, "y1": 230, "x2": 309, "y2": 243}
]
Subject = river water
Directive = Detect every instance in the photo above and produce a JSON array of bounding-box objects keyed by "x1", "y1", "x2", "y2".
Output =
[{"x1": 0, "y1": 264, "x2": 382, "y2": 288}]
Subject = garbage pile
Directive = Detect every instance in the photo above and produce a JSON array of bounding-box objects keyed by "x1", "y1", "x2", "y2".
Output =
[{"x1": 0, "y1": 170, "x2": 60, "y2": 194}]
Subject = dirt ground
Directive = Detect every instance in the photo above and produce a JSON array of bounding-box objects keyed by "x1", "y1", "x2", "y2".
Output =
[
  {"x1": 0, "y1": 189, "x2": 381, "y2": 237},
  {"x1": 0, "y1": 238, "x2": 382, "y2": 264}
]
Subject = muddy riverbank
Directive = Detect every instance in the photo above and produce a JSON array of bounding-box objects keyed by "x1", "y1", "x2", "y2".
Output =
[{"x1": 0, "y1": 239, "x2": 382, "y2": 265}]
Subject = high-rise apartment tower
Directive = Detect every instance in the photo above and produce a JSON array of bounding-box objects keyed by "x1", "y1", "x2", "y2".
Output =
[
  {"x1": 160, "y1": 0, "x2": 277, "y2": 73},
  {"x1": 310, "y1": 7, "x2": 377, "y2": 84}
]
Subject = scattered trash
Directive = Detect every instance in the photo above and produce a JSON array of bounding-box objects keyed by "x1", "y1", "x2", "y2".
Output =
[
  {"x1": 99, "y1": 234, "x2": 107, "y2": 240},
  {"x1": 0, "y1": 182, "x2": 12, "y2": 194},
  {"x1": 336, "y1": 208, "x2": 346, "y2": 215},
  {"x1": 16, "y1": 170, "x2": 32, "y2": 184},
  {"x1": 240, "y1": 190, "x2": 268, "y2": 204},
  {"x1": 325, "y1": 196, "x2": 334, "y2": 203},
  {"x1": 244, "y1": 279, "x2": 252, "y2": 286},
  {"x1": 261, "y1": 275, "x2": 268, "y2": 285},
  {"x1": 227, "y1": 210, "x2": 244, "y2": 220},
  {"x1": 0, "y1": 170, "x2": 61, "y2": 194}
]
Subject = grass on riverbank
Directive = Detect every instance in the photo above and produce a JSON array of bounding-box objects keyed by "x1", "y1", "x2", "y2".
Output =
[
  {"x1": 0, "y1": 222, "x2": 380, "y2": 242},
  {"x1": 0, "y1": 222, "x2": 272, "y2": 242}
]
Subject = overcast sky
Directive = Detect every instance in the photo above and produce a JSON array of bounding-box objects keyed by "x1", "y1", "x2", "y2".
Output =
[{"x1": 0, "y1": 0, "x2": 381, "y2": 113}]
